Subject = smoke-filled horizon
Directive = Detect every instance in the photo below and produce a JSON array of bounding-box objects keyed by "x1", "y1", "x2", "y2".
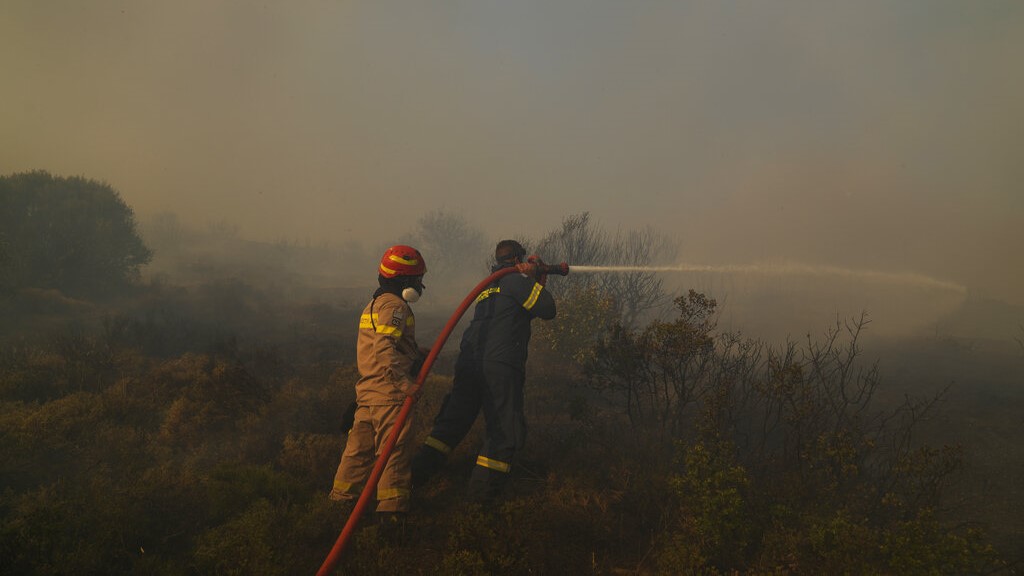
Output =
[{"x1": 3, "y1": 1, "x2": 1022, "y2": 305}]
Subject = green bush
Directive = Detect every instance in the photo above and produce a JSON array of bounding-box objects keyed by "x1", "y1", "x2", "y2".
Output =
[{"x1": 0, "y1": 171, "x2": 151, "y2": 297}]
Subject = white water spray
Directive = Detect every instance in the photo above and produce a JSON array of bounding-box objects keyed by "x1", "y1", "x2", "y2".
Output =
[{"x1": 569, "y1": 262, "x2": 967, "y2": 294}]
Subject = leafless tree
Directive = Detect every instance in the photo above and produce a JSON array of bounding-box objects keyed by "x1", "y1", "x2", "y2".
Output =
[
  {"x1": 535, "y1": 212, "x2": 677, "y2": 327},
  {"x1": 399, "y1": 208, "x2": 488, "y2": 290},
  {"x1": 589, "y1": 308, "x2": 963, "y2": 521}
]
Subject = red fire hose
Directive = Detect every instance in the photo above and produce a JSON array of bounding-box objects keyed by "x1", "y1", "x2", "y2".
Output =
[{"x1": 316, "y1": 262, "x2": 568, "y2": 575}]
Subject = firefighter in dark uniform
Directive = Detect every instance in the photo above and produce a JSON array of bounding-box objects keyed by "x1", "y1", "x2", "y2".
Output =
[{"x1": 411, "y1": 239, "x2": 556, "y2": 501}]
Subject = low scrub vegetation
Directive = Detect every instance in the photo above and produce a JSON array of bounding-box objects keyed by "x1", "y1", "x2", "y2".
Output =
[{"x1": 0, "y1": 282, "x2": 1016, "y2": 575}]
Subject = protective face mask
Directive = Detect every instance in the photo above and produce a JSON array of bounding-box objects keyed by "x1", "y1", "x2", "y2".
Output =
[{"x1": 402, "y1": 286, "x2": 422, "y2": 303}]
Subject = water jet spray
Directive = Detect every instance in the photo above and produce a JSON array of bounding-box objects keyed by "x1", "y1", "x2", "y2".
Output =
[{"x1": 567, "y1": 262, "x2": 966, "y2": 294}]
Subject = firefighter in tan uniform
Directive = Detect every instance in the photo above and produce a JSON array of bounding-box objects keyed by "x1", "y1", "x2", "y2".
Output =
[{"x1": 329, "y1": 245, "x2": 427, "y2": 521}]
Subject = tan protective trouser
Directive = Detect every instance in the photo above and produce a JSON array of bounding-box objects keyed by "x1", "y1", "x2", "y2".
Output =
[{"x1": 330, "y1": 403, "x2": 414, "y2": 512}]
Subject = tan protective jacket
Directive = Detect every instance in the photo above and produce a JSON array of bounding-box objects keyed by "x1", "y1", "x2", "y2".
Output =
[{"x1": 355, "y1": 292, "x2": 419, "y2": 405}]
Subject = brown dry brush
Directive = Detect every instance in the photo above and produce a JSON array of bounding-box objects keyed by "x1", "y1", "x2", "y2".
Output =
[
  {"x1": 0, "y1": 282, "x2": 1010, "y2": 575},
  {"x1": 582, "y1": 296, "x2": 1004, "y2": 574}
]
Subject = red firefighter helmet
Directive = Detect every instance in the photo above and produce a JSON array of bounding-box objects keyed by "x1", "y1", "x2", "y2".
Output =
[{"x1": 378, "y1": 245, "x2": 426, "y2": 278}]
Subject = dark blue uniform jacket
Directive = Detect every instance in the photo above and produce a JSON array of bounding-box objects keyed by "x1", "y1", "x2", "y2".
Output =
[{"x1": 458, "y1": 265, "x2": 557, "y2": 370}]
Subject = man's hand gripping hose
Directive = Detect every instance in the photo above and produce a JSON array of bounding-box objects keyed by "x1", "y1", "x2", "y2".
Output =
[{"x1": 517, "y1": 256, "x2": 569, "y2": 285}]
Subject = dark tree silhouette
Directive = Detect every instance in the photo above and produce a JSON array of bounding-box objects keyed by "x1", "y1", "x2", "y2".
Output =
[{"x1": 0, "y1": 171, "x2": 152, "y2": 297}]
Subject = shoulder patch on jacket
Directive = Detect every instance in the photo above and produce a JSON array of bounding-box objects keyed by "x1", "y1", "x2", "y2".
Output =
[{"x1": 389, "y1": 307, "x2": 407, "y2": 325}]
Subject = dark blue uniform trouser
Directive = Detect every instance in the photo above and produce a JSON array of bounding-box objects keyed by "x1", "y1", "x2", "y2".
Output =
[{"x1": 414, "y1": 356, "x2": 526, "y2": 498}]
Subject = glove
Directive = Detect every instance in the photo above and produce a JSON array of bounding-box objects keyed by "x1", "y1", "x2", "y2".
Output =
[
  {"x1": 340, "y1": 401, "x2": 357, "y2": 434},
  {"x1": 410, "y1": 349, "x2": 427, "y2": 378},
  {"x1": 515, "y1": 261, "x2": 539, "y2": 278},
  {"x1": 406, "y1": 382, "x2": 423, "y2": 401},
  {"x1": 527, "y1": 255, "x2": 548, "y2": 286}
]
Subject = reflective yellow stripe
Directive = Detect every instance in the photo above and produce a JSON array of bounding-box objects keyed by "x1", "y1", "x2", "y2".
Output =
[
  {"x1": 522, "y1": 282, "x2": 543, "y2": 310},
  {"x1": 380, "y1": 253, "x2": 421, "y2": 276},
  {"x1": 388, "y1": 254, "x2": 419, "y2": 266},
  {"x1": 475, "y1": 287, "x2": 500, "y2": 303},
  {"x1": 359, "y1": 313, "x2": 404, "y2": 337},
  {"x1": 406, "y1": 316, "x2": 415, "y2": 327},
  {"x1": 333, "y1": 479, "x2": 357, "y2": 493},
  {"x1": 476, "y1": 455, "x2": 511, "y2": 473},
  {"x1": 424, "y1": 436, "x2": 452, "y2": 455},
  {"x1": 377, "y1": 487, "x2": 411, "y2": 500}
]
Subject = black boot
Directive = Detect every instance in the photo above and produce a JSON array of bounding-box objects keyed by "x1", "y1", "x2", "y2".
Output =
[
  {"x1": 467, "y1": 466, "x2": 510, "y2": 504},
  {"x1": 375, "y1": 511, "x2": 408, "y2": 543}
]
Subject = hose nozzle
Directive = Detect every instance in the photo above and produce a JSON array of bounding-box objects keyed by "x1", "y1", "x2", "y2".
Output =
[{"x1": 539, "y1": 262, "x2": 570, "y2": 276}]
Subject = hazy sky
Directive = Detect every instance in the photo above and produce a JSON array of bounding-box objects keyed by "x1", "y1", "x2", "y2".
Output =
[{"x1": 3, "y1": 1, "x2": 1022, "y2": 304}]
